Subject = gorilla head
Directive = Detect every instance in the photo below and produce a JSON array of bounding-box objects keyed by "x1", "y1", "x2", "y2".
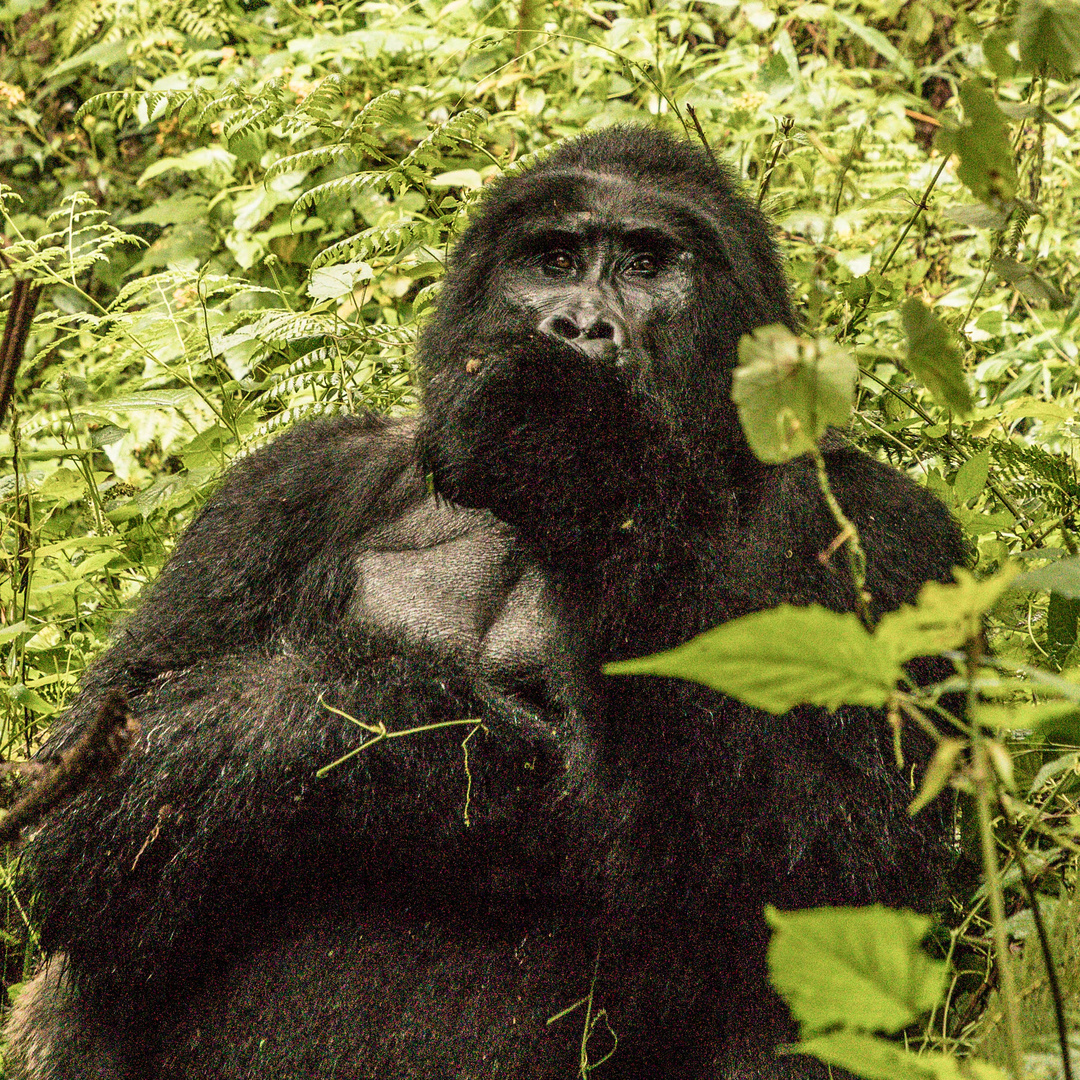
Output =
[{"x1": 419, "y1": 126, "x2": 797, "y2": 551}]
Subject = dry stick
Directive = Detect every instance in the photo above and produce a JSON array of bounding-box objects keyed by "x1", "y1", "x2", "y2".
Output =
[
  {"x1": 0, "y1": 278, "x2": 43, "y2": 424},
  {"x1": 997, "y1": 793, "x2": 1074, "y2": 1080},
  {"x1": 685, "y1": 103, "x2": 720, "y2": 174},
  {"x1": 0, "y1": 691, "x2": 138, "y2": 844}
]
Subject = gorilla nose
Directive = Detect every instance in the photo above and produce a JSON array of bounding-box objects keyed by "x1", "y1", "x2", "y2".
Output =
[{"x1": 539, "y1": 313, "x2": 624, "y2": 359}]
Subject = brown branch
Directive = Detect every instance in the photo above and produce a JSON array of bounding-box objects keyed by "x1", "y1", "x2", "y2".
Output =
[
  {"x1": 0, "y1": 276, "x2": 44, "y2": 425},
  {"x1": 0, "y1": 692, "x2": 140, "y2": 844}
]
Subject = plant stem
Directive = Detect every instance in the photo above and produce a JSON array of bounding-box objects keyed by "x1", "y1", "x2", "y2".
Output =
[
  {"x1": 973, "y1": 735, "x2": 1024, "y2": 1079},
  {"x1": 812, "y1": 446, "x2": 870, "y2": 625}
]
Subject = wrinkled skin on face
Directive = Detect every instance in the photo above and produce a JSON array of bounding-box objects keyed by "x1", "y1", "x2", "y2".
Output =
[
  {"x1": 417, "y1": 133, "x2": 798, "y2": 555},
  {"x1": 506, "y1": 202, "x2": 696, "y2": 364}
]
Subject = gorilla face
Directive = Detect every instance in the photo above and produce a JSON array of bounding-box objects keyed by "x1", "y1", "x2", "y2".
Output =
[{"x1": 502, "y1": 200, "x2": 696, "y2": 365}]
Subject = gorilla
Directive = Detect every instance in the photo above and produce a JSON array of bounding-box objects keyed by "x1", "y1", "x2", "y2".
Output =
[{"x1": 5, "y1": 125, "x2": 963, "y2": 1079}]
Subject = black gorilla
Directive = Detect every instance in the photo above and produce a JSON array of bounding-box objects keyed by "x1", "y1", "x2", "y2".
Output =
[{"x1": 5, "y1": 126, "x2": 963, "y2": 1079}]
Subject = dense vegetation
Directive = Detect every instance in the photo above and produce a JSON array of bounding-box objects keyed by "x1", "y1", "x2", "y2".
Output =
[{"x1": 2, "y1": 0, "x2": 1080, "y2": 1075}]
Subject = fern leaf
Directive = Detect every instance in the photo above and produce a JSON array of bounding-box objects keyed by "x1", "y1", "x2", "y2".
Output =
[
  {"x1": 311, "y1": 219, "x2": 434, "y2": 270},
  {"x1": 291, "y1": 170, "x2": 390, "y2": 213}
]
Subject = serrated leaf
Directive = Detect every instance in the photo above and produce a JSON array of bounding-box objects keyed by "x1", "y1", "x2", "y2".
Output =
[
  {"x1": 604, "y1": 605, "x2": 900, "y2": 713},
  {"x1": 875, "y1": 567, "x2": 1018, "y2": 664},
  {"x1": 936, "y1": 82, "x2": 1018, "y2": 204},
  {"x1": 766, "y1": 906, "x2": 947, "y2": 1036},
  {"x1": 953, "y1": 448, "x2": 990, "y2": 505},
  {"x1": 1016, "y1": 0, "x2": 1080, "y2": 76},
  {"x1": 731, "y1": 324, "x2": 856, "y2": 464},
  {"x1": 900, "y1": 298, "x2": 974, "y2": 415}
]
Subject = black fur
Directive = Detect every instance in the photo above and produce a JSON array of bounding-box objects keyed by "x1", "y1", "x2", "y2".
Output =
[{"x1": 5, "y1": 126, "x2": 964, "y2": 1079}]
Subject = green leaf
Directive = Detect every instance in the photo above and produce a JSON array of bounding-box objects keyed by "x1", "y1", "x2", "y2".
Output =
[
  {"x1": 138, "y1": 146, "x2": 237, "y2": 186},
  {"x1": 936, "y1": 82, "x2": 1018, "y2": 204},
  {"x1": 1014, "y1": 557, "x2": 1080, "y2": 597},
  {"x1": 833, "y1": 12, "x2": 916, "y2": 82},
  {"x1": 731, "y1": 325, "x2": 856, "y2": 464},
  {"x1": 1016, "y1": 0, "x2": 1080, "y2": 76},
  {"x1": 121, "y1": 194, "x2": 210, "y2": 227},
  {"x1": 974, "y1": 699, "x2": 1080, "y2": 736},
  {"x1": 875, "y1": 567, "x2": 1018, "y2": 664},
  {"x1": 604, "y1": 605, "x2": 901, "y2": 713},
  {"x1": 908, "y1": 738, "x2": 965, "y2": 815},
  {"x1": 900, "y1": 299, "x2": 974, "y2": 415},
  {"x1": 98, "y1": 390, "x2": 197, "y2": 410},
  {"x1": 793, "y1": 1030, "x2": 971, "y2": 1080},
  {"x1": 430, "y1": 169, "x2": 484, "y2": 189},
  {"x1": 766, "y1": 906, "x2": 947, "y2": 1036},
  {"x1": 991, "y1": 255, "x2": 1069, "y2": 308},
  {"x1": 307, "y1": 261, "x2": 373, "y2": 301},
  {"x1": 952, "y1": 448, "x2": 990, "y2": 505},
  {"x1": 982, "y1": 29, "x2": 1019, "y2": 78}
]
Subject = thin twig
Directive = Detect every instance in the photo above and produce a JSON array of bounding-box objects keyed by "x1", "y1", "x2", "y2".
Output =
[{"x1": 0, "y1": 691, "x2": 139, "y2": 843}]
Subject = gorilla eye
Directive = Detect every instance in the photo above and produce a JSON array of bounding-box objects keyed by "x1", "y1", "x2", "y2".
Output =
[
  {"x1": 542, "y1": 250, "x2": 575, "y2": 275},
  {"x1": 627, "y1": 253, "x2": 659, "y2": 277}
]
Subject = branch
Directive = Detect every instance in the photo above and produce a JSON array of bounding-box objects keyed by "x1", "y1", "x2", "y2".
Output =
[{"x1": 0, "y1": 692, "x2": 140, "y2": 844}]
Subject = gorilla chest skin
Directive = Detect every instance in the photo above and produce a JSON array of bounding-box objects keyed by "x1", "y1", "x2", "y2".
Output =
[
  {"x1": 352, "y1": 486, "x2": 560, "y2": 687},
  {"x1": 6, "y1": 127, "x2": 965, "y2": 1080}
]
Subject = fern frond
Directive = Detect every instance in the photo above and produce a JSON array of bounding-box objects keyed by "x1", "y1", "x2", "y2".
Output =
[
  {"x1": 58, "y1": 0, "x2": 106, "y2": 55},
  {"x1": 2, "y1": 192, "x2": 142, "y2": 282},
  {"x1": 294, "y1": 75, "x2": 344, "y2": 121},
  {"x1": 265, "y1": 144, "x2": 362, "y2": 182},
  {"x1": 243, "y1": 401, "x2": 349, "y2": 450},
  {"x1": 343, "y1": 88, "x2": 405, "y2": 138},
  {"x1": 291, "y1": 170, "x2": 390, "y2": 213},
  {"x1": 225, "y1": 94, "x2": 287, "y2": 143},
  {"x1": 174, "y1": 5, "x2": 230, "y2": 41},
  {"x1": 400, "y1": 108, "x2": 489, "y2": 170},
  {"x1": 311, "y1": 219, "x2": 434, "y2": 270},
  {"x1": 993, "y1": 441, "x2": 1080, "y2": 512},
  {"x1": 0, "y1": 183, "x2": 24, "y2": 217},
  {"x1": 245, "y1": 311, "x2": 337, "y2": 344}
]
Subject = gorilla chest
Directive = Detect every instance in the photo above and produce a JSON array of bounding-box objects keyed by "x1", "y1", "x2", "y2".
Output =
[{"x1": 350, "y1": 492, "x2": 561, "y2": 684}]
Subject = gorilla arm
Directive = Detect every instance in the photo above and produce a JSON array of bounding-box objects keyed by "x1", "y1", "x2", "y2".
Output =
[{"x1": 22, "y1": 413, "x2": 585, "y2": 1011}]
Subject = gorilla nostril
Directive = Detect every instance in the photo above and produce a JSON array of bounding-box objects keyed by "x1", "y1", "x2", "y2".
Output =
[
  {"x1": 540, "y1": 315, "x2": 582, "y2": 342},
  {"x1": 584, "y1": 319, "x2": 617, "y2": 343}
]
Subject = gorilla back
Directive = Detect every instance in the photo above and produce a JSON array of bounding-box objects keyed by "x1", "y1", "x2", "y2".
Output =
[{"x1": 5, "y1": 126, "x2": 964, "y2": 1080}]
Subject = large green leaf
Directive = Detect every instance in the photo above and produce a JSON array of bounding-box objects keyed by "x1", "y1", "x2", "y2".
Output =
[
  {"x1": 900, "y1": 299, "x2": 974, "y2": 416},
  {"x1": 604, "y1": 605, "x2": 900, "y2": 713},
  {"x1": 766, "y1": 906, "x2": 947, "y2": 1035},
  {"x1": 732, "y1": 325, "x2": 856, "y2": 464}
]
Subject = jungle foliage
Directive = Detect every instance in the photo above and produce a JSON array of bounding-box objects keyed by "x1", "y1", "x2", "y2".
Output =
[{"x1": 3, "y1": 0, "x2": 1080, "y2": 1076}]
